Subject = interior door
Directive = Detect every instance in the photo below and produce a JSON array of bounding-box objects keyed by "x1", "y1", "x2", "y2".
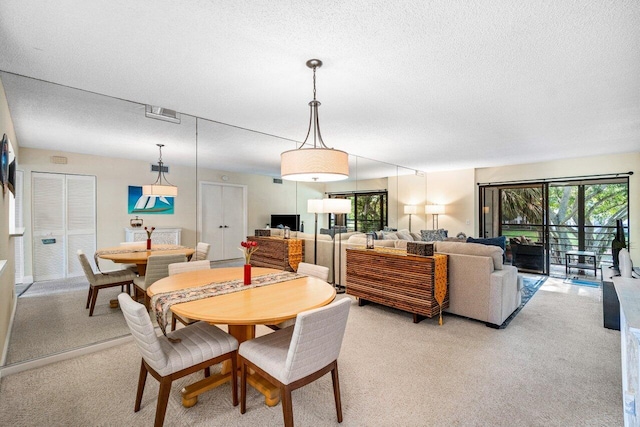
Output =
[
  {"x1": 32, "y1": 172, "x2": 96, "y2": 281},
  {"x1": 200, "y1": 182, "x2": 247, "y2": 261}
]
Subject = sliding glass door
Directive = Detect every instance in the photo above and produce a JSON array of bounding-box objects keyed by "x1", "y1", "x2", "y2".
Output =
[
  {"x1": 549, "y1": 179, "x2": 629, "y2": 267},
  {"x1": 480, "y1": 177, "x2": 629, "y2": 275}
]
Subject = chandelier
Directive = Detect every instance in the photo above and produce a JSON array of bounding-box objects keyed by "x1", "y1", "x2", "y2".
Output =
[
  {"x1": 280, "y1": 59, "x2": 349, "y2": 182},
  {"x1": 142, "y1": 144, "x2": 178, "y2": 197}
]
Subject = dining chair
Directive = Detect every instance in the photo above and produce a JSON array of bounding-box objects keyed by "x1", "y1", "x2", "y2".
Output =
[
  {"x1": 296, "y1": 262, "x2": 330, "y2": 281},
  {"x1": 192, "y1": 242, "x2": 211, "y2": 261},
  {"x1": 133, "y1": 254, "x2": 187, "y2": 309},
  {"x1": 239, "y1": 298, "x2": 351, "y2": 427},
  {"x1": 118, "y1": 293, "x2": 239, "y2": 427},
  {"x1": 120, "y1": 241, "x2": 144, "y2": 275},
  {"x1": 167, "y1": 259, "x2": 211, "y2": 330},
  {"x1": 269, "y1": 262, "x2": 331, "y2": 330},
  {"x1": 77, "y1": 250, "x2": 136, "y2": 316}
]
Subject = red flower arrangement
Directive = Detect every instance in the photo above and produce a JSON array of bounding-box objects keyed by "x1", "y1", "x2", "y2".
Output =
[
  {"x1": 239, "y1": 240, "x2": 259, "y2": 264},
  {"x1": 144, "y1": 226, "x2": 155, "y2": 238}
]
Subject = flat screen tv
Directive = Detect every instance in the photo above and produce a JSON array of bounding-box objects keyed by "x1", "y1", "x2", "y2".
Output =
[{"x1": 271, "y1": 214, "x2": 300, "y2": 231}]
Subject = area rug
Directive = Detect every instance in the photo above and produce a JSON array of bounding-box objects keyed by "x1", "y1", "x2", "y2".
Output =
[
  {"x1": 498, "y1": 275, "x2": 547, "y2": 329},
  {"x1": 562, "y1": 277, "x2": 601, "y2": 288}
]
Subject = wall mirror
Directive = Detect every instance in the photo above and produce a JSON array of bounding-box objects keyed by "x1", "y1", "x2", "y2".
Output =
[{"x1": 1, "y1": 71, "x2": 426, "y2": 368}]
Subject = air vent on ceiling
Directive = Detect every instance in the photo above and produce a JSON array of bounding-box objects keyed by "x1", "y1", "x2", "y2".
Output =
[
  {"x1": 273, "y1": 178, "x2": 283, "y2": 184},
  {"x1": 151, "y1": 164, "x2": 169, "y2": 173},
  {"x1": 145, "y1": 105, "x2": 181, "y2": 124}
]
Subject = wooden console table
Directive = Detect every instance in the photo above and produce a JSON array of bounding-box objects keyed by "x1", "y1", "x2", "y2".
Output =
[
  {"x1": 346, "y1": 248, "x2": 448, "y2": 323},
  {"x1": 247, "y1": 236, "x2": 304, "y2": 272}
]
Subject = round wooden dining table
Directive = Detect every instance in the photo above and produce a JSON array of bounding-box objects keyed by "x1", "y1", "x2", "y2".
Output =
[
  {"x1": 96, "y1": 244, "x2": 195, "y2": 276},
  {"x1": 147, "y1": 267, "x2": 336, "y2": 408}
]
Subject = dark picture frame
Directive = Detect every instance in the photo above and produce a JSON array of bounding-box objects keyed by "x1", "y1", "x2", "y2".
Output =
[{"x1": 0, "y1": 134, "x2": 8, "y2": 196}]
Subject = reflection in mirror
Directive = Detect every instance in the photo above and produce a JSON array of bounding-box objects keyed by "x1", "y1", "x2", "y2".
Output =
[
  {"x1": 1, "y1": 71, "x2": 430, "y2": 369},
  {"x1": 1, "y1": 72, "x2": 197, "y2": 366}
]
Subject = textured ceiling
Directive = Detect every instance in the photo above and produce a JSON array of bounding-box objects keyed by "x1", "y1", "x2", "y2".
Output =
[{"x1": 0, "y1": 0, "x2": 638, "y2": 175}]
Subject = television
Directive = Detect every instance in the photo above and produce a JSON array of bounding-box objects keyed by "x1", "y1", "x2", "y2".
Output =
[{"x1": 270, "y1": 214, "x2": 300, "y2": 231}]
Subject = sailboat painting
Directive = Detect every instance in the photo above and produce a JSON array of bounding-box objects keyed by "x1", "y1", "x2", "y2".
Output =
[{"x1": 128, "y1": 186, "x2": 174, "y2": 214}]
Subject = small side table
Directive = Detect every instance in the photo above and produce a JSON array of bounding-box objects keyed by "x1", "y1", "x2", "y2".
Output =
[{"x1": 565, "y1": 250, "x2": 597, "y2": 277}]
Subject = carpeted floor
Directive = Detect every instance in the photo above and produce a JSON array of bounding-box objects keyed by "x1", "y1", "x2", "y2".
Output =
[
  {"x1": 498, "y1": 275, "x2": 547, "y2": 328},
  {"x1": 0, "y1": 277, "x2": 623, "y2": 426},
  {"x1": 6, "y1": 277, "x2": 132, "y2": 364}
]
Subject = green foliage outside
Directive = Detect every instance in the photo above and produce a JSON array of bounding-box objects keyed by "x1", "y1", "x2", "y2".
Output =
[{"x1": 499, "y1": 182, "x2": 628, "y2": 264}]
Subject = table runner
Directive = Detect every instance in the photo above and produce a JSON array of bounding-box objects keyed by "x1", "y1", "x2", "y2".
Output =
[
  {"x1": 286, "y1": 239, "x2": 303, "y2": 271},
  {"x1": 151, "y1": 271, "x2": 305, "y2": 338},
  {"x1": 433, "y1": 253, "x2": 447, "y2": 325}
]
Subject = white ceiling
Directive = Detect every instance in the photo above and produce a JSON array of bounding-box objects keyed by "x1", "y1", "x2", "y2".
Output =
[{"x1": 0, "y1": 0, "x2": 638, "y2": 176}]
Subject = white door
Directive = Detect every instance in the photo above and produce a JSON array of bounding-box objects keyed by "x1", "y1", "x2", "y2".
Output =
[
  {"x1": 200, "y1": 182, "x2": 247, "y2": 261},
  {"x1": 32, "y1": 172, "x2": 96, "y2": 281}
]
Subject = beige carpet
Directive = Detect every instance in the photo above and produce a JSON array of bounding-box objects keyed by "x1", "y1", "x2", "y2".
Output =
[
  {"x1": 0, "y1": 277, "x2": 622, "y2": 426},
  {"x1": 7, "y1": 279, "x2": 131, "y2": 364}
]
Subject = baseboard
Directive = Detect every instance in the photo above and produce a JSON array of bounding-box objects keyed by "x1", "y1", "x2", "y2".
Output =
[
  {"x1": 0, "y1": 334, "x2": 134, "y2": 378},
  {"x1": 0, "y1": 292, "x2": 18, "y2": 368}
]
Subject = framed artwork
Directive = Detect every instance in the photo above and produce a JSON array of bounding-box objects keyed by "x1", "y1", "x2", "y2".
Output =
[
  {"x1": 1, "y1": 134, "x2": 8, "y2": 196},
  {"x1": 128, "y1": 185, "x2": 174, "y2": 214}
]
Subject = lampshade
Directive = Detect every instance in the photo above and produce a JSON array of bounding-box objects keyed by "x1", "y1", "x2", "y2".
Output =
[
  {"x1": 142, "y1": 184, "x2": 178, "y2": 197},
  {"x1": 281, "y1": 148, "x2": 349, "y2": 182},
  {"x1": 307, "y1": 199, "x2": 325, "y2": 213},
  {"x1": 280, "y1": 59, "x2": 349, "y2": 182},
  {"x1": 142, "y1": 144, "x2": 178, "y2": 197},
  {"x1": 323, "y1": 198, "x2": 351, "y2": 214},
  {"x1": 425, "y1": 204, "x2": 445, "y2": 214},
  {"x1": 404, "y1": 205, "x2": 418, "y2": 215}
]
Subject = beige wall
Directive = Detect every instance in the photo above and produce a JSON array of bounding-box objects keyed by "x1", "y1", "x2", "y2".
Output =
[
  {"x1": 475, "y1": 152, "x2": 639, "y2": 261},
  {"x1": 0, "y1": 78, "x2": 18, "y2": 360},
  {"x1": 426, "y1": 168, "x2": 476, "y2": 238}
]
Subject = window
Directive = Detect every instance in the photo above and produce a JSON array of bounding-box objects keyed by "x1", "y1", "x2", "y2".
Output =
[{"x1": 327, "y1": 191, "x2": 388, "y2": 232}]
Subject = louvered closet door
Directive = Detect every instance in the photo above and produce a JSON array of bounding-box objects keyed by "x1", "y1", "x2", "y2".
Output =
[
  {"x1": 66, "y1": 175, "x2": 96, "y2": 277},
  {"x1": 32, "y1": 173, "x2": 96, "y2": 281}
]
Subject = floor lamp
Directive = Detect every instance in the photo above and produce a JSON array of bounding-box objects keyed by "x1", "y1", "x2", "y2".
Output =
[
  {"x1": 404, "y1": 205, "x2": 417, "y2": 232},
  {"x1": 426, "y1": 204, "x2": 445, "y2": 229},
  {"x1": 323, "y1": 198, "x2": 352, "y2": 294},
  {"x1": 307, "y1": 199, "x2": 324, "y2": 265}
]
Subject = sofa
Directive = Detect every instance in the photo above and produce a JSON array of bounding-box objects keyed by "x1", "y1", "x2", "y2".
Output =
[
  {"x1": 343, "y1": 236, "x2": 521, "y2": 327},
  {"x1": 434, "y1": 241, "x2": 521, "y2": 326}
]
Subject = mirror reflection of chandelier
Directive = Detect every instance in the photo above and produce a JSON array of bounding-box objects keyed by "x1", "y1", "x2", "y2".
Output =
[
  {"x1": 143, "y1": 144, "x2": 178, "y2": 197},
  {"x1": 280, "y1": 59, "x2": 349, "y2": 182}
]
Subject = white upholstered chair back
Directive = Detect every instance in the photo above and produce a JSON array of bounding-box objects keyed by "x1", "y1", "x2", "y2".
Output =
[
  {"x1": 192, "y1": 242, "x2": 211, "y2": 261},
  {"x1": 77, "y1": 251, "x2": 97, "y2": 284},
  {"x1": 118, "y1": 293, "x2": 168, "y2": 373},
  {"x1": 282, "y1": 298, "x2": 350, "y2": 384},
  {"x1": 296, "y1": 262, "x2": 330, "y2": 282},
  {"x1": 168, "y1": 260, "x2": 210, "y2": 276},
  {"x1": 141, "y1": 254, "x2": 187, "y2": 289}
]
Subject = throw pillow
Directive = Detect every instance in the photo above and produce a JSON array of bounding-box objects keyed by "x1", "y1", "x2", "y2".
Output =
[
  {"x1": 410, "y1": 232, "x2": 422, "y2": 241},
  {"x1": 396, "y1": 230, "x2": 414, "y2": 241},
  {"x1": 382, "y1": 231, "x2": 399, "y2": 240},
  {"x1": 466, "y1": 236, "x2": 507, "y2": 252},
  {"x1": 420, "y1": 229, "x2": 447, "y2": 242}
]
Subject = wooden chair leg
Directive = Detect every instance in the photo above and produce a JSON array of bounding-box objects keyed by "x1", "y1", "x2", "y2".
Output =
[
  {"x1": 154, "y1": 377, "x2": 172, "y2": 427},
  {"x1": 281, "y1": 385, "x2": 294, "y2": 427},
  {"x1": 89, "y1": 287, "x2": 99, "y2": 316},
  {"x1": 331, "y1": 362, "x2": 343, "y2": 423},
  {"x1": 86, "y1": 287, "x2": 93, "y2": 309},
  {"x1": 240, "y1": 360, "x2": 247, "y2": 414},
  {"x1": 171, "y1": 316, "x2": 177, "y2": 331},
  {"x1": 135, "y1": 360, "x2": 148, "y2": 412},
  {"x1": 231, "y1": 352, "x2": 238, "y2": 407}
]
